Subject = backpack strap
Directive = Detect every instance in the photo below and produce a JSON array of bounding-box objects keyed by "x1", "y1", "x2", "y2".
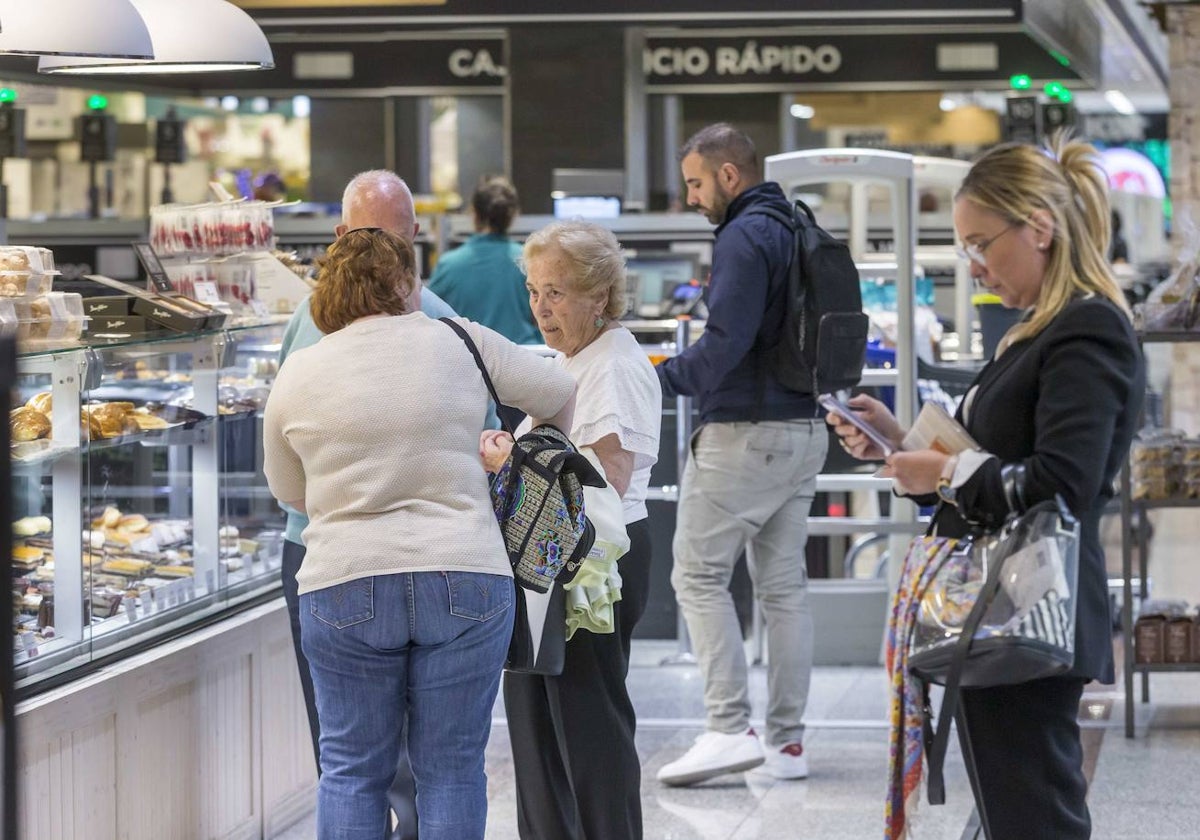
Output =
[
  {"x1": 742, "y1": 202, "x2": 803, "y2": 421},
  {"x1": 439, "y1": 317, "x2": 514, "y2": 436}
]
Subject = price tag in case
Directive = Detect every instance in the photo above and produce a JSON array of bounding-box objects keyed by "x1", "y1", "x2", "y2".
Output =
[{"x1": 192, "y1": 281, "x2": 222, "y2": 304}]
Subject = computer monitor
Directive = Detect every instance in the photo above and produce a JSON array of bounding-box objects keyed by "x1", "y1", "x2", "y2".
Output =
[
  {"x1": 553, "y1": 195, "x2": 622, "y2": 219},
  {"x1": 624, "y1": 252, "x2": 701, "y2": 318}
]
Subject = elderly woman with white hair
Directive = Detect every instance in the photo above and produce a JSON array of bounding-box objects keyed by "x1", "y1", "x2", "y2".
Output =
[{"x1": 501, "y1": 220, "x2": 662, "y2": 840}]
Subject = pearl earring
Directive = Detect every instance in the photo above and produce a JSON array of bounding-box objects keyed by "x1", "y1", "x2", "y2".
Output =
[{"x1": 594, "y1": 316, "x2": 605, "y2": 328}]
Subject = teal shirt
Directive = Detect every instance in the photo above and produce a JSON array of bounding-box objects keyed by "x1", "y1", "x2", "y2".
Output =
[
  {"x1": 427, "y1": 233, "x2": 542, "y2": 345},
  {"x1": 278, "y1": 287, "x2": 499, "y2": 545}
]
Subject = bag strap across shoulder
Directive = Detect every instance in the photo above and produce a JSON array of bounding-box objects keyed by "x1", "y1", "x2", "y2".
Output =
[
  {"x1": 745, "y1": 201, "x2": 804, "y2": 421},
  {"x1": 439, "y1": 317, "x2": 513, "y2": 436}
]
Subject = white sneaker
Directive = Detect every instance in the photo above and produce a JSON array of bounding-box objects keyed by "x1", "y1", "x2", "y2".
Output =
[
  {"x1": 656, "y1": 727, "x2": 765, "y2": 786},
  {"x1": 758, "y1": 740, "x2": 809, "y2": 780}
]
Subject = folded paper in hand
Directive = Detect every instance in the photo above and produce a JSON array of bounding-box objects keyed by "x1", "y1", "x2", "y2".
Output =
[{"x1": 900, "y1": 403, "x2": 980, "y2": 455}]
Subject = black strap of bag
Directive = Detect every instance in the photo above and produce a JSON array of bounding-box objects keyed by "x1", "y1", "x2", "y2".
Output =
[
  {"x1": 441, "y1": 316, "x2": 534, "y2": 432},
  {"x1": 439, "y1": 317, "x2": 517, "y2": 435},
  {"x1": 922, "y1": 464, "x2": 1029, "y2": 805}
]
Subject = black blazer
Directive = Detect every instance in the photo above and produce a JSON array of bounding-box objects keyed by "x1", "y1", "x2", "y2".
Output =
[{"x1": 929, "y1": 295, "x2": 1145, "y2": 683}]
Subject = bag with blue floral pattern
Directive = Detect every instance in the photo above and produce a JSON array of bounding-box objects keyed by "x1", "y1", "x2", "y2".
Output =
[{"x1": 440, "y1": 318, "x2": 604, "y2": 593}]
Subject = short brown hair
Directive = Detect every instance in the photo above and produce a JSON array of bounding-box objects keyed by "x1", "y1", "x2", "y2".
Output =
[
  {"x1": 472, "y1": 175, "x2": 520, "y2": 234},
  {"x1": 678, "y1": 122, "x2": 760, "y2": 182},
  {"x1": 310, "y1": 227, "x2": 417, "y2": 333}
]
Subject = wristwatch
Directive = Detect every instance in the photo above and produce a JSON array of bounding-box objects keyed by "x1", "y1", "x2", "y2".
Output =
[{"x1": 936, "y1": 454, "x2": 960, "y2": 507}]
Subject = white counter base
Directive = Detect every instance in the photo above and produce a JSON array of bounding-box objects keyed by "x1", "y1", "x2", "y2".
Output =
[{"x1": 15, "y1": 598, "x2": 316, "y2": 840}]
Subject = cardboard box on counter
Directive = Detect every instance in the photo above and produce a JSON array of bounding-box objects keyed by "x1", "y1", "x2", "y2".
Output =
[
  {"x1": 82, "y1": 295, "x2": 137, "y2": 317},
  {"x1": 130, "y1": 297, "x2": 216, "y2": 332},
  {"x1": 88, "y1": 315, "x2": 167, "y2": 336},
  {"x1": 83, "y1": 275, "x2": 226, "y2": 332}
]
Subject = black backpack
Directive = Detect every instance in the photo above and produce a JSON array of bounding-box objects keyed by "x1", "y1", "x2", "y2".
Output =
[{"x1": 749, "y1": 199, "x2": 868, "y2": 395}]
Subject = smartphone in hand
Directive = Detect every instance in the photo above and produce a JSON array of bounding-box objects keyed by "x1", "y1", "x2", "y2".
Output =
[{"x1": 818, "y1": 393, "x2": 896, "y2": 456}]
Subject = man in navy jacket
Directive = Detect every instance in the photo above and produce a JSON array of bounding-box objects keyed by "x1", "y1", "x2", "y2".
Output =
[{"x1": 656, "y1": 123, "x2": 828, "y2": 786}]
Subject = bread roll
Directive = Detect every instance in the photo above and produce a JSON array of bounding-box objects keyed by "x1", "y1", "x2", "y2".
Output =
[
  {"x1": 118, "y1": 514, "x2": 149, "y2": 532},
  {"x1": 12, "y1": 518, "x2": 39, "y2": 537},
  {"x1": 130, "y1": 412, "x2": 170, "y2": 430},
  {"x1": 91, "y1": 506, "x2": 122, "y2": 529},
  {"x1": 26, "y1": 392, "x2": 52, "y2": 415},
  {"x1": 87, "y1": 403, "x2": 135, "y2": 438},
  {"x1": 81, "y1": 411, "x2": 102, "y2": 441},
  {"x1": 10, "y1": 406, "x2": 51, "y2": 441},
  {"x1": 12, "y1": 516, "x2": 52, "y2": 537}
]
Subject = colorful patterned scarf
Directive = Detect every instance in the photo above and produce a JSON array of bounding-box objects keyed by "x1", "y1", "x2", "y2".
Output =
[{"x1": 884, "y1": 535, "x2": 957, "y2": 839}]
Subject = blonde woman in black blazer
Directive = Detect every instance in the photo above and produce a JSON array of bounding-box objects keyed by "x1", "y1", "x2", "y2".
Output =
[{"x1": 829, "y1": 134, "x2": 1144, "y2": 839}]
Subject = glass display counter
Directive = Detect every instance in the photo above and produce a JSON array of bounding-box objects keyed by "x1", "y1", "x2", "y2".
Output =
[{"x1": 8, "y1": 321, "x2": 287, "y2": 694}]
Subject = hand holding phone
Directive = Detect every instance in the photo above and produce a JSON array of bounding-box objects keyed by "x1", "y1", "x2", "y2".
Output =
[{"x1": 819, "y1": 393, "x2": 897, "y2": 457}]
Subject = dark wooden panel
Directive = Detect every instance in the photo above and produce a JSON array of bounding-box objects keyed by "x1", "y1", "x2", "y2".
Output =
[
  {"x1": 509, "y1": 26, "x2": 626, "y2": 214},
  {"x1": 309, "y1": 99, "x2": 387, "y2": 202}
]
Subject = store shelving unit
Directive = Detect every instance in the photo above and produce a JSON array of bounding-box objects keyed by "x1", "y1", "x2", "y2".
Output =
[{"x1": 1119, "y1": 330, "x2": 1200, "y2": 737}]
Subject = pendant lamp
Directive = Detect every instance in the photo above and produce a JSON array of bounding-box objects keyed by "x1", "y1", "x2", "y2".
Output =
[
  {"x1": 37, "y1": 0, "x2": 274, "y2": 75},
  {"x1": 0, "y1": 0, "x2": 153, "y2": 59}
]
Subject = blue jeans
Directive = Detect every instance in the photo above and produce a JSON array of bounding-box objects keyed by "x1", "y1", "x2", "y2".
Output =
[{"x1": 300, "y1": 571, "x2": 514, "y2": 840}]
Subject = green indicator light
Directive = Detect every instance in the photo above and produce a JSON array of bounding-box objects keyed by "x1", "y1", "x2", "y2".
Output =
[
  {"x1": 87, "y1": 94, "x2": 108, "y2": 111},
  {"x1": 1010, "y1": 74, "x2": 1032, "y2": 90},
  {"x1": 0, "y1": 88, "x2": 17, "y2": 104},
  {"x1": 1049, "y1": 50, "x2": 1071, "y2": 67},
  {"x1": 1044, "y1": 82, "x2": 1064, "y2": 98},
  {"x1": 1057, "y1": 88, "x2": 1073, "y2": 103}
]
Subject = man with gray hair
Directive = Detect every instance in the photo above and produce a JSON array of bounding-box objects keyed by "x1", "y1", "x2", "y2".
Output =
[
  {"x1": 656, "y1": 123, "x2": 827, "y2": 786},
  {"x1": 336, "y1": 169, "x2": 421, "y2": 244},
  {"x1": 278, "y1": 169, "x2": 465, "y2": 840}
]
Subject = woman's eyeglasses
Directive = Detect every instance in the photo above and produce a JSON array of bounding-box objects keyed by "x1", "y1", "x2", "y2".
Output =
[{"x1": 955, "y1": 223, "x2": 1019, "y2": 267}]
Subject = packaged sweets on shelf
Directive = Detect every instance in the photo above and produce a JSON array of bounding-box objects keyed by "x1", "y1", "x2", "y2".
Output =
[
  {"x1": 0, "y1": 245, "x2": 60, "y2": 297},
  {"x1": 12, "y1": 292, "x2": 86, "y2": 347},
  {"x1": 150, "y1": 202, "x2": 276, "y2": 258}
]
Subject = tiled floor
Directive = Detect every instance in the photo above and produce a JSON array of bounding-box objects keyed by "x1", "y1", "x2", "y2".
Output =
[{"x1": 273, "y1": 639, "x2": 1200, "y2": 840}]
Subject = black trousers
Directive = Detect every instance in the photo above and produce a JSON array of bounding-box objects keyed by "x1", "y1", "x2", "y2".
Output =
[
  {"x1": 282, "y1": 539, "x2": 419, "y2": 840},
  {"x1": 958, "y1": 676, "x2": 1090, "y2": 840},
  {"x1": 503, "y1": 518, "x2": 652, "y2": 840}
]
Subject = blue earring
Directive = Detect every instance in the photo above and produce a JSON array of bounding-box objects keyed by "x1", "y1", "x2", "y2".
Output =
[{"x1": 594, "y1": 316, "x2": 605, "y2": 328}]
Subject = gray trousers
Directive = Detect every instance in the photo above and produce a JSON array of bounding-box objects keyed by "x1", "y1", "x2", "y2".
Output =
[{"x1": 670, "y1": 419, "x2": 827, "y2": 746}]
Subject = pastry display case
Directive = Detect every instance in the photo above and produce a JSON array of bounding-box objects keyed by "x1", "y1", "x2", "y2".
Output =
[{"x1": 8, "y1": 321, "x2": 287, "y2": 693}]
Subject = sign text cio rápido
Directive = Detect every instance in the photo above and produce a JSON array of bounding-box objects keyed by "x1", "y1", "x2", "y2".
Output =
[{"x1": 643, "y1": 40, "x2": 842, "y2": 79}]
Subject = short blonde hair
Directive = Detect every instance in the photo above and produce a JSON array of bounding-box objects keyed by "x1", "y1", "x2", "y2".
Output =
[
  {"x1": 310, "y1": 228, "x2": 416, "y2": 334},
  {"x1": 957, "y1": 132, "x2": 1130, "y2": 348},
  {"x1": 522, "y1": 221, "x2": 628, "y2": 319}
]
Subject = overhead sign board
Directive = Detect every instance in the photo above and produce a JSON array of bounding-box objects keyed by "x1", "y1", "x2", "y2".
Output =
[
  {"x1": 642, "y1": 32, "x2": 1078, "y2": 90},
  {"x1": 130, "y1": 35, "x2": 507, "y2": 93}
]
